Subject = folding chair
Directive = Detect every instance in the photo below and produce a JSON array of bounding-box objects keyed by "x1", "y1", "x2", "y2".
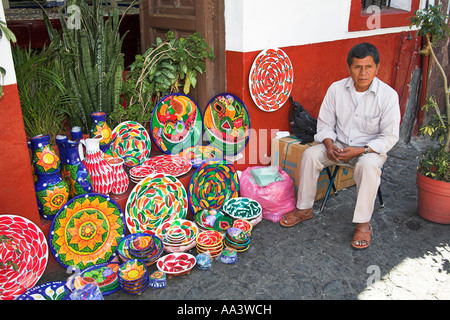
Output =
[{"x1": 319, "y1": 163, "x2": 384, "y2": 212}]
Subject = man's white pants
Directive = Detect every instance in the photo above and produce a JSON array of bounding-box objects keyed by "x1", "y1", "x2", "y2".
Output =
[{"x1": 296, "y1": 142, "x2": 387, "y2": 223}]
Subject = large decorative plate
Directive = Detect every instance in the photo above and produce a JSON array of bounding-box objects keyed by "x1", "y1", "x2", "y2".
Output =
[
  {"x1": 179, "y1": 145, "x2": 224, "y2": 168},
  {"x1": 142, "y1": 154, "x2": 192, "y2": 177},
  {"x1": 17, "y1": 281, "x2": 71, "y2": 300},
  {"x1": 249, "y1": 48, "x2": 294, "y2": 112},
  {"x1": 151, "y1": 93, "x2": 202, "y2": 155},
  {"x1": 222, "y1": 197, "x2": 262, "y2": 220},
  {"x1": 125, "y1": 173, "x2": 188, "y2": 233},
  {"x1": 0, "y1": 215, "x2": 48, "y2": 300},
  {"x1": 49, "y1": 193, "x2": 126, "y2": 271},
  {"x1": 107, "y1": 121, "x2": 152, "y2": 163},
  {"x1": 203, "y1": 93, "x2": 250, "y2": 156},
  {"x1": 188, "y1": 163, "x2": 240, "y2": 215},
  {"x1": 155, "y1": 219, "x2": 198, "y2": 247}
]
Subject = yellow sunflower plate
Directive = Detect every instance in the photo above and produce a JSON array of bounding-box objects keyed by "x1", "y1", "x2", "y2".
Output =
[{"x1": 49, "y1": 193, "x2": 126, "y2": 271}]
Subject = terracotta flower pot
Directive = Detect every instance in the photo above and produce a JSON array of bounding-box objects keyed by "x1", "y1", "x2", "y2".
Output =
[{"x1": 417, "y1": 171, "x2": 450, "y2": 224}]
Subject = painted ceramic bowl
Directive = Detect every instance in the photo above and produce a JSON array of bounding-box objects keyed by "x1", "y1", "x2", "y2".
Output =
[
  {"x1": 196, "y1": 230, "x2": 223, "y2": 247},
  {"x1": 233, "y1": 219, "x2": 253, "y2": 235},
  {"x1": 222, "y1": 197, "x2": 262, "y2": 220},
  {"x1": 117, "y1": 234, "x2": 164, "y2": 266},
  {"x1": 155, "y1": 219, "x2": 198, "y2": 247},
  {"x1": 156, "y1": 253, "x2": 196, "y2": 276},
  {"x1": 119, "y1": 259, "x2": 148, "y2": 283},
  {"x1": 194, "y1": 208, "x2": 233, "y2": 232},
  {"x1": 219, "y1": 247, "x2": 237, "y2": 264}
]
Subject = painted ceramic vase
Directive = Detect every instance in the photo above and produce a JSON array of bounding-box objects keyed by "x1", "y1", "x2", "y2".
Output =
[
  {"x1": 79, "y1": 134, "x2": 113, "y2": 195},
  {"x1": 56, "y1": 135, "x2": 69, "y2": 184},
  {"x1": 71, "y1": 126, "x2": 83, "y2": 142},
  {"x1": 107, "y1": 157, "x2": 129, "y2": 195},
  {"x1": 90, "y1": 112, "x2": 112, "y2": 153},
  {"x1": 29, "y1": 134, "x2": 61, "y2": 174},
  {"x1": 34, "y1": 169, "x2": 69, "y2": 220},
  {"x1": 61, "y1": 139, "x2": 93, "y2": 197}
]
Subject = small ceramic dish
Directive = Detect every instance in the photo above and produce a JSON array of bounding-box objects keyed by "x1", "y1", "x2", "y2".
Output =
[{"x1": 156, "y1": 253, "x2": 196, "y2": 277}]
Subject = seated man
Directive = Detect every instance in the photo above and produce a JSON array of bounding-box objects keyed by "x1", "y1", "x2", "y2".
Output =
[{"x1": 280, "y1": 43, "x2": 400, "y2": 250}]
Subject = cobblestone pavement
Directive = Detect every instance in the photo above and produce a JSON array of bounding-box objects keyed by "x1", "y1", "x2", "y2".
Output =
[{"x1": 37, "y1": 137, "x2": 450, "y2": 302}]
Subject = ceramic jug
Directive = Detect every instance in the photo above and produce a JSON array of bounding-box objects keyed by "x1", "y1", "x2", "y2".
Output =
[
  {"x1": 62, "y1": 139, "x2": 93, "y2": 197},
  {"x1": 79, "y1": 134, "x2": 113, "y2": 195},
  {"x1": 90, "y1": 112, "x2": 112, "y2": 153},
  {"x1": 35, "y1": 169, "x2": 69, "y2": 220},
  {"x1": 107, "y1": 157, "x2": 129, "y2": 195},
  {"x1": 29, "y1": 134, "x2": 61, "y2": 174}
]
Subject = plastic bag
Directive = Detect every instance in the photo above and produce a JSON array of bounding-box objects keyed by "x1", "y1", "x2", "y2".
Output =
[{"x1": 240, "y1": 166, "x2": 296, "y2": 222}]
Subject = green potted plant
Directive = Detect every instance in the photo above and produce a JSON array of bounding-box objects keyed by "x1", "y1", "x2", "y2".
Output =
[
  {"x1": 112, "y1": 31, "x2": 214, "y2": 126},
  {"x1": 43, "y1": 0, "x2": 136, "y2": 133},
  {"x1": 12, "y1": 43, "x2": 72, "y2": 145},
  {"x1": 410, "y1": 3, "x2": 450, "y2": 223}
]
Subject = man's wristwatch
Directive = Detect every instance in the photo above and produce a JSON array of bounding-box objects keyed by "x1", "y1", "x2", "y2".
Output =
[{"x1": 364, "y1": 145, "x2": 370, "y2": 154}]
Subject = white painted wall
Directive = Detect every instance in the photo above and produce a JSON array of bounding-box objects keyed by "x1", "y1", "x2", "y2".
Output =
[
  {"x1": 0, "y1": 1, "x2": 16, "y2": 85},
  {"x1": 225, "y1": 0, "x2": 428, "y2": 52}
]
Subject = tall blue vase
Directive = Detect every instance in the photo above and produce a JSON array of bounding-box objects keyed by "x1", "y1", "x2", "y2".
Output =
[
  {"x1": 90, "y1": 112, "x2": 112, "y2": 153},
  {"x1": 61, "y1": 139, "x2": 93, "y2": 198},
  {"x1": 35, "y1": 169, "x2": 69, "y2": 220}
]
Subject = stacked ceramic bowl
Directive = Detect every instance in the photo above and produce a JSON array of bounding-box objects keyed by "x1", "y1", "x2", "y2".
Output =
[
  {"x1": 118, "y1": 259, "x2": 149, "y2": 295},
  {"x1": 80, "y1": 262, "x2": 121, "y2": 296},
  {"x1": 223, "y1": 227, "x2": 251, "y2": 252},
  {"x1": 194, "y1": 208, "x2": 233, "y2": 232},
  {"x1": 129, "y1": 165, "x2": 154, "y2": 184},
  {"x1": 195, "y1": 230, "x2": 223, "y2": 258},
  {"x1": 117, "y1": 233, "x2": 164, "y2": 266},
  {"x1": 123, "y1": 156, "x2": 141, "y2": 175},
  {"x1": 155, "y1": 219, "x2": 198, "y2": 253}
]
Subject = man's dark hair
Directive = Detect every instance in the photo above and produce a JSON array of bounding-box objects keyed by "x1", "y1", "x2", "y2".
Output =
[{"x1": 347, "y1": 43, "x2": 380, "y2": 67}]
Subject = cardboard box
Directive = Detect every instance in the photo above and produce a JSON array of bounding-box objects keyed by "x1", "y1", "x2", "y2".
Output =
[{"x1": 271, "y1": 136, "x2": 355, "y2": 201}]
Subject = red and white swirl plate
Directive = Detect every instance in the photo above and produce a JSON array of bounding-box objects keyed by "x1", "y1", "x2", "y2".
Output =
[
  {"x1": 249, "y1": 48, "x2": 294, "y2": 112},
  {"x1": 0, "y1": 215, "x2": 48, "y2": 300}
]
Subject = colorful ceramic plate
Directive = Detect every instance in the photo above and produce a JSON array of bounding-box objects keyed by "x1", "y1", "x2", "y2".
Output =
[
  {"x1": 107, "y1": 121, "x2": 152, "y2": 163},
  {"x1": 142, "y1": 154, "x2": 192, "y2": 177},
  {"x1": 17, "y1": 281, "x2": 71, "y2": 300},
  {"x1": 203, "y1": 93, "x2": 250, "y2": 156},
  {"x1": 222, "y1": 197, "x2": 262, "y2": 220},
  {"x1": 155, "y1": 219, "x2": 198, "y2": 247},
  {"x1": 125, "y1": 173, "x2": 188, "y2": 233},
  {"x1": 156, "y1": 253, "x2": 196, "y2": 275},
  {"x1": 249, "y1": 48, "x2": 294, "y2": 112},
  {"x1": 49, "y1": 193, "x2": 125, "y2": 271},
  {"x1": 188, "y1": 163, "x2": 240, "y2": 215},
  {"x1": 179, "y1": 145, "x2": 224, "y2": 168},
  {"x1": 119, "y1": 259, "x2": 148, "y2": 282},
  {"x1": 80, "y1": 262, "x2": 120, "y2": 295},
  {"x1": 194, "y1": 209, "x2": 233, "y2": 232},
  {"x1": 0, "y1": 215, "x2": 48, "y2": 300},
  {"x1": 151, "y1": 93, "x2": 202, "y2": 154}
]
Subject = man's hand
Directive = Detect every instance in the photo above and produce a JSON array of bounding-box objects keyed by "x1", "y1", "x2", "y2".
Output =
[
  {"x1": 323, "y1": 138, "x2": 341, "y2": 162},
  {"x1": 333, "y1": 147, "x2": 363, "y2": 162}
]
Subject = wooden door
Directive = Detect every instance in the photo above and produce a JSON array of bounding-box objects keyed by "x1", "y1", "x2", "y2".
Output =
[{"x1": 139, "y1": 0, "x2": 225, "y2": 112}]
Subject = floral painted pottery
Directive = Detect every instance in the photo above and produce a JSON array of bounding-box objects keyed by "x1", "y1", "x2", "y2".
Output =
[
  {"x1": 34, "y1": 169, "x2": 70, "y2": 220},
  {"x1": 117, "y1": 234, "x2": 164, "y2": 266},
  {"x1": 49, "y1": 193, "x2": 125, "y2": 271},
  {"x1": 29, "y1": 134, "x2": 61, "y2": 174},
  {"x1": 0, "y1": 215, "x2": 48, "y2": 300},
  {"x1": 79, "y1": 134, "x2": 114, "y2": 195},
  {"x1": 219, "y1": 247, "x2": 237, "y2": 264},
  {"x1": 151, "y1": 93, "x2": 202, "y2": 154},
  {"x1": 107, "y1": 121, "x2": 152, "y2": 163},
  {"x1": 125, "y1": 173, "x2": 188, "y2": 233},
  {"x1": 60, "y1": 139, "x2": 93, "y2": 198},
  {"x1": 142, "y1": 154, "x2": 192, "y2": 177},
  {"x1": 203, "y1": 93, "x2": 251, "y2": 156},
  {"x1": 80, "y1": 262, "x2": 120, "y2": 295},
  {"x1": 90, "y1": 112, "x2": 112, "y2": 153},
  {"x1": 107, "y1": 157, "x2": 129, "y2": 195},
  {"x1": 188, "y1": 163, "x2": 240, "y2": 214},
  {"x1": 179, "y1": 145, "x2": 224, "y2": 168},
  {"x1": 222, "y1": 197, "x2": 262, "y2": 220},
  {"x1": 249, "y1": 48, "x2": 293, "y2": 112},
  {"x1": 156, "y1": 253, "x2": 196, "y2": 277},
  {"x1": 119, "y1": 259, "x2": 149, "y2": 295},
  {"x1": 149, "y1": 271, "x2": 166, "y2": 289},
  {"x1": 17, "y1": 281, "x2": 71, "y2": 300},
  {"x1": 155, "y1": 219, "x2": 198, "y2": 248}
]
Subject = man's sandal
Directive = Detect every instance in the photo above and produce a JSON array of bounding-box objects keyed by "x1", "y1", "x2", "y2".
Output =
[
  {"x1": 351, "y1": 225, "x2": 372, "y2": 250},
  {"x1": 280, "y1": 208, "x2": 313, "y2": 227}
]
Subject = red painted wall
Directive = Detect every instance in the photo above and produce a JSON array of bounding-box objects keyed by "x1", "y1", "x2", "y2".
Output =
[
  {"x1": 0, "y1": 84, "x2": 42, "y2": 227},
  {"x1": 226, "y1": 31, "x2": 423, "y2": 168}
]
